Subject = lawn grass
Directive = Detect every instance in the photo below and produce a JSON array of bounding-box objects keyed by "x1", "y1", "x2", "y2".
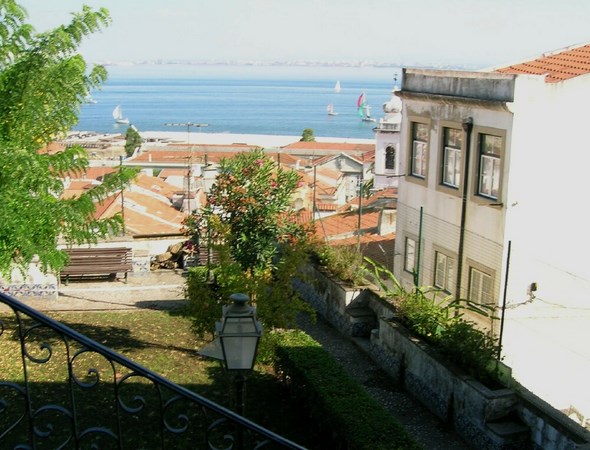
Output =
[{"x1": 0, "y1": 309, "x2": 314, "y2": 449}]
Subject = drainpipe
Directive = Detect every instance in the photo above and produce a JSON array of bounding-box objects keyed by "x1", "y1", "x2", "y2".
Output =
[
  {"x1": 455, "y1": 117, "x2": 473, "y2": 302},
  {"x1": 414, "y1": 206, "x2": 423, "y2": 288}
]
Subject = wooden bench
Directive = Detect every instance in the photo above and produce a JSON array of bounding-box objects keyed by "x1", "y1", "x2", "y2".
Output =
[{"x1": 60, "y1": 247, "x2": 133, "y2": 284}]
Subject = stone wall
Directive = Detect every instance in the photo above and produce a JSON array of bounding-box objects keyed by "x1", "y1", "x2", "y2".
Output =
[
  {"x1": 295, "y1": 264, "x2": 590, "y2": 450},
  {"x1": 0, "y1": 258, "x2": 58, "y2": 300}
]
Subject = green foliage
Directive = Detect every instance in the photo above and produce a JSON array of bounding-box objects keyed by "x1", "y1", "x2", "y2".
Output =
[
  {"x1": 300, "y1": 128, "x2": 315, "y2": 142},
  {"x1": 187, "y1": 148, "x2": 309, "y2": 273},
  {"x1": 124, "y1": 125, "x2": 142, "y2": 157},
  {"x1": 439, "y1": 319, "x2": 501, "y2": 384},
  {"x1": 183, "y1": 266, "x2": 222, "y2": 338},
  {"x1": 364, "y1": 257, "x2": 502, "y2": 384},
  {"x1": 314, "y1": 243, "x2": 367, "y2": 285},
  {"x1": 185, "y1": 241, "x2": 315, "y2": 334},
  {"x1": 274, "y1": 329, "x2": 423, "y2": 450},
  {"x1": 0, "y1": 2, "x2": 136, "y2": 275},
  {"x1": 184, "y1": 149, "x2": 315, "y2": 330}
]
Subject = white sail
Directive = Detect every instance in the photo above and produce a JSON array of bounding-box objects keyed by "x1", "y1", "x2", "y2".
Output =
[
  {"x1": 112, "y1": 105, "x2": 130, "y2": 124},
  {"x1": 334, "y1": 80, "x2": 341, "y2": 93},
  {"x1": 327, "y1": 103, "x2": 338, "y2": 116}
]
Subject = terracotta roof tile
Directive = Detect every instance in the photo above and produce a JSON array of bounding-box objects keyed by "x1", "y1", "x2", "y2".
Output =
[
  {"x1": 283, "y1": 141, "x2": 374, "y2": 152},
  {"x1": 314, "y1": 209, "x2": 381, "y2": 241},
  {"x1": 494, "y1": 42, "x2": 590, "y2": 83},
  {"x1": 159, "y1": 168, "x2": 187, "y2": 177},
  {"x1": 134, "y1": 173, "x2": 180, "y2": 199},
  {"x1": 67, "y1": 166, "x2": 118, "y2": 181}
]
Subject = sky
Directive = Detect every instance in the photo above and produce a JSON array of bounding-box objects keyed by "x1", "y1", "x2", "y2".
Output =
[{"x1": 15, "y1": 0, "x2": 590, "y2": 69}]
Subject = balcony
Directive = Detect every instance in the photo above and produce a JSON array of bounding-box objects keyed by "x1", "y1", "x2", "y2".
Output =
[
  {"x1": 0, "y1": 291, "x2": 304, "y2": 449},
  {"x1": 374, "y1": 121, "x2": 400, "y2": 132}
]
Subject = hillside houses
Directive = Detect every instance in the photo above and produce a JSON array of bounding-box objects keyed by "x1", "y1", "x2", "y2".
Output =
[
  {"x1": 54, "y1": 135, "x2": 399, "y2": 273},
  {"x1": 58, "y1": 135, "x2": 386, "y2": 245}
]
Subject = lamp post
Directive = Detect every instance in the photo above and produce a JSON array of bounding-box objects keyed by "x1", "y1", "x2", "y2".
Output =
[
  {"x1": 212, "y1": 293, "x2": 262, "y2": 450},
  {"x1": 216, "y1": 293, "x2": 263, "y2": 375}
]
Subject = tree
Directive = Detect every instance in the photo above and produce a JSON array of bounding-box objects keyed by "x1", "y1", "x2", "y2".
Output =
[
  {"x1": 0, "y1": 1, "x2": 137, "y2": 275},
  {"x1": 184, "y1": 149, "x2": 314, "y2": 330},
  {"x1": 124, "y1": 125, "x2": 142, "y2": 157},
  {"x1": 195, "y1": 148, "x2": 309, "y2": 273},
  {"x1": 300, "y1": 128, "x2": 315, "y2": 142}
]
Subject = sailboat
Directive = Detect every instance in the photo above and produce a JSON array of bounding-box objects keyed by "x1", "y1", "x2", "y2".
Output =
[
  {"x1": 357, "y1": 93, "x2": 376, "y2": 123},
  {"x1": 334, "y1": 80, "x2": 341, "y2": 93},
  {"x1": 327, "y1": 103, "x2": 339, "y2": 116},
  {"x1": 112, "y1": 105, "x2": 130, "y2": 125}
]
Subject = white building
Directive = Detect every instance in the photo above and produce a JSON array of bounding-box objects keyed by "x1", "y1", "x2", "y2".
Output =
[
  {"x1": 393, "y1": 42, "x2": 590, "y2": 422},
  {"x1": 373, "y1": 81, "x2": 403, "y2": 190}
]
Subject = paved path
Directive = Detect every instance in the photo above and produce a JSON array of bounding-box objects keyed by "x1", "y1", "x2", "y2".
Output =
[{"x1": 5, "y1": 270, "x2": 471, "y2": 449}]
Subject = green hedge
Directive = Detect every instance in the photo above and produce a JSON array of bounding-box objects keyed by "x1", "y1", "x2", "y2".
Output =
[{"x1": 271, "y1": 330, "x2": 423, "y2": 450}]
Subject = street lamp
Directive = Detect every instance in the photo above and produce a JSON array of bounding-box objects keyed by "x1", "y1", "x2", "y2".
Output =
[
  {"x1": 216, "y1": 293, "x2": 263, "y2": 372},
  {"x1": 198, "y1": 293, "x2": 263, "y2": 418}
]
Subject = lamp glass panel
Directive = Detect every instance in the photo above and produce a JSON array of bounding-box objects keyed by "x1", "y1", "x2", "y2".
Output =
[
  {"x1": 222, "y1": 335, "x2": 259, "y2": 370},
  {"x1": 221, "y1": 316, "x2": 260, "y2": 370}
]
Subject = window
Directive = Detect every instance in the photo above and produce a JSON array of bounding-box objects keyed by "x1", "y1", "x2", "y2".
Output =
[
  {"x1": 442, "y1": 128, "x2": 462, "y2": 188},
  {"x1": 404, "y1": 237, "x2": 416, "y2": 274},
  {"x1": 468, "y1": 267, "x2": 493, "y2": 305},
  {"x1": 434, "y1": 251, "x2": 455, "y2": 293},
  {"x1": 411, "y1": 123, "x2": 428, "y2": 178},
  {"x1": 478, "y1": 134, "x2": 502, "y2": 199},
  {"x1": 385, "y1": 145, "x2": 396, "y2": 170}
]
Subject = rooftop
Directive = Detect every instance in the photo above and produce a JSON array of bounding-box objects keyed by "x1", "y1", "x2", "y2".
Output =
[{"x1": 494, "y1": 42, "x2": 590, "y2": 83}]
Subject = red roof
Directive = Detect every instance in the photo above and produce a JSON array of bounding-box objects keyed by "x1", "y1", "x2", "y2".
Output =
[
  {"x1": 494, "y1": 42, "x2": 590, "y2": 83},
  {"x1": 283, "y1": 141, "x2": 374, "y2": 152}
]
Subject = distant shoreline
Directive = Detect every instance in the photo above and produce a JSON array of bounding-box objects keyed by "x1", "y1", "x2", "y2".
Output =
[
  {"x1": 69, "y1": 130, "x2": 375, "y2": 148},
  {"x1": 96, "y1": 60, "x2": 478, "y2": 72}
]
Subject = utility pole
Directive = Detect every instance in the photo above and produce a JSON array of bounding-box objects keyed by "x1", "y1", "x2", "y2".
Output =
[
  {"x1": 357, "y1": 175, "x2": 363, "y2": 251},
  {"x1": 164, "y1": 122, "x2": 209, "y2": 144},
  {"x1": 312, "y1": 164, "x2": 317, "y2": 221},
  {"x1": 164, "y1": 122, "x2": 209, "y2": 214},
  {"x1": 119, "y1": 155, "x2": 125, "y2": 235}
]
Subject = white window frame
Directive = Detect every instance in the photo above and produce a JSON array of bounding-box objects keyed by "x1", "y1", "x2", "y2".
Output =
[
  {"x1": 442, "y1": 127, "x2": 462, "y2": 188},
  {"x1": 443, "y1": 147, "x2": 461, "y2": 188},
  {"x1": 434, "y1": 251, "x2": 454, "y2": 294},
  {"x1": 411, "y1": 123, "x2": 428, "y2": 178},
  {"x1": 479, "y1": 154, "x2": 500, "y2": 199},
  {"x1": 404, "y1": 237, "x2": 416, "y2": 274},
  {"x1": 468, "y1": 267, "x2": 493, "y2": 305},
  {"x1": 412, "y1": 141, "x2": 427, "y2": 178},
  {"x1": 478, "y1": 134, "x2": 502, "y2": 200}
]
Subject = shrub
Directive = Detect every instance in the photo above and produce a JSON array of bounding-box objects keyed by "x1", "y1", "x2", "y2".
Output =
[
  {"x1": 396, "y1": 288, "x2": 447, "y2": 342},
  {"x1": 439, "y1": 319, "x2": 500, "y2": 384},
  {"x1": 183, "y1": 266, "x2": 222, "y2": 338},
  {"x1": 364, "y1": 257, "x2": 502, "y2": 385},
  {"x1": 273, "y1": 330, "x2": 423, "y2": 450},
  {"x1": 314, "y1": 244, "x2": 367, "y2": 286}
]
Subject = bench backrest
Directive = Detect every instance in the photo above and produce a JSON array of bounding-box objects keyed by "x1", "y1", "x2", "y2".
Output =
[{"x1": 61, "y1": 247, "x2": 133, "y2": 275}]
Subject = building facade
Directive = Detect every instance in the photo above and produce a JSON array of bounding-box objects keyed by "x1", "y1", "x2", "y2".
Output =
[{"x1": 393, "y1": 43, "x2": 590, "y2": 420}]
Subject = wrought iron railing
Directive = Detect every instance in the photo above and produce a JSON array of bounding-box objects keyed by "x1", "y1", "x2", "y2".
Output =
[{"x1": 0, "y1": 292, "x2": 306, "y2": 449}]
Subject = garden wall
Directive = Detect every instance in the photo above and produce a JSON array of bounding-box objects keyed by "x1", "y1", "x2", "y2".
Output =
[
  {"x1": 1, "y1": 235, "x2": 185, "y2": 301},
  {"x1": 295, "y1": 264, "x2": 590, "y2": 450}
]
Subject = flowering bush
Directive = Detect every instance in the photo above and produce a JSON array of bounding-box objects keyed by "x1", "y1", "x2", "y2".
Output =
[{"x1": 184, "y1": 149, "x2": 315, "y2": 329}]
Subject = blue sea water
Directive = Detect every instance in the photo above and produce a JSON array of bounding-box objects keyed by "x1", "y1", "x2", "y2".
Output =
[{"x1": 76, "y1": 64, "x2": 400, "y2": 140}]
